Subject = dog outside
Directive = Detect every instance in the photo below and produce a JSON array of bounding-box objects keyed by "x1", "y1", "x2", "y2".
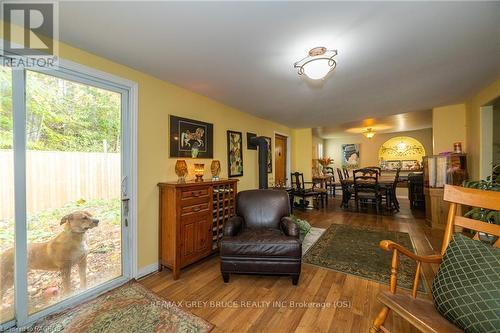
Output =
[{"x1": 0, "y1": 198, "x2": 122, "y2": 319}]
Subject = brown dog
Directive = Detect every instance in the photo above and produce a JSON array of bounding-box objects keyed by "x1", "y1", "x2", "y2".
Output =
[{"x1": 0, "y1": 211, "x2": 99, "y2": 300}]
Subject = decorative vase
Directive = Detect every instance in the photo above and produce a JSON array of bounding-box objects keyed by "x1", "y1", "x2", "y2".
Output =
[
  {"x1": 191, "y1": 142, "x2": 200, "y2": 158},
  {"x1": 175, "y1": 160, "x2": 188, "y2": 183},
  {"x1": 211, "y1": 160, "x2": 221, "y2": 180},
  {"x1": 194, "y1": 163, "x2": 205, "y2": 182}
]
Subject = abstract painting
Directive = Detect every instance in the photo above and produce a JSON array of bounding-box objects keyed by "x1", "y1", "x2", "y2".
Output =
[{"x1": 227, "y1": 130, "x2": 243, "y2": 177}]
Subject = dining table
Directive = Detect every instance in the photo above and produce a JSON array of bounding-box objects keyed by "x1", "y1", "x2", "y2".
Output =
[
  {"x1": 340, "y1": 175, "x2": 399, "y2": 211},
  {"x1": 312, "y1": 175, "x2": 334, "y2": 189}
]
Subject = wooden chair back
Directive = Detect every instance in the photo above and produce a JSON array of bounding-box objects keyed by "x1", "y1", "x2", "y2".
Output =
[
  {"x1": 290, "y1": 172, "x2": 305, "y2": 192},
  {"x1": 343, "y1": 168, "x2": 350, "y2": 179},
  {"x1": 366, "y1": 166, "x2": 382, "y2": 175},
  {"x1": 324, "y1": 166, "x2": 334, "y2": 176},
  {"x1": 353, "y1": 168, "x2": 379, "y2": 193},
  {"x1": 336, "y1": 168, "x2": 344, "y2": 181},
  {"x1": 442, "y1": 185, "x2": 500, "y2": 254},
  {"x1": 353, "y1": 168, "x2": 379, "y2": 180},
  {"x1": 393, "y1": 168, "x2": 401, "y2": 188}
]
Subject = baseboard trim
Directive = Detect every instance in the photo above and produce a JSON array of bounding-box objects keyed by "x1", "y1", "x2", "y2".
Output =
[{"x1": 136, "y1": 262, "x2": 159, "y2": 279}]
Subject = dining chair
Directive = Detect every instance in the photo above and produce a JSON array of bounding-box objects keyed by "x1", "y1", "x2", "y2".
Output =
[
  {"x1": 381, "y1": 168, "x2": 400, "y2": 212},
  {"x1": 290, "y1": 172, "x2": 322, "y2": 209},
  {"x1": 353, "y1": 168, "x2": 382, "y2": 214},
  {"x1": 366, "y1": 166, "x2": 382, "y2": 175},
  {"x1": 343, "y1": 167, "x2": 350, "y2": 179},
  {"x1": 324, "y1": 166, "x2": 337, "y2": 197},
  {"x1": 337, "y1": 168, "x2": 353, "y2": 208}
]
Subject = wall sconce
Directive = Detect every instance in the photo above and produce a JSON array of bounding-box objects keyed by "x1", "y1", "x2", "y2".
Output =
[
  {"x1": 175, "y1": 160, "x2": 188, "y2": 183},
  {"x1": 194, "y1": 163, "x2": 205, "y2": 182}
]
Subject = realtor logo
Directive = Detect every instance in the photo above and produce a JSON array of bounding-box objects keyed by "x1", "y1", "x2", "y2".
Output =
[{"x1": 2, "y1": 1, "x2": 59, "y2": 68}]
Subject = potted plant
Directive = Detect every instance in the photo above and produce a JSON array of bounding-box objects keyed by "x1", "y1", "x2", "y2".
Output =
[{"x1": 462, "y1": 163, "x2": 500, "y2": 242}]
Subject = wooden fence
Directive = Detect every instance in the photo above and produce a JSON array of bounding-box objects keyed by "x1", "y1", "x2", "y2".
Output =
[{"x1": 0, "y1": 150, "x2": 120, "y2": 220}]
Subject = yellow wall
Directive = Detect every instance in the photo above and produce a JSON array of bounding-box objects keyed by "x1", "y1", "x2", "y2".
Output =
[
  {"x1": 312, "y1": 133, "x2": 323, "y2": 160},
  {"x1": 432, "y1": 104, "x2": 466, "y2": 155},
  {"x1": 323, "y1": 128, "x2": 433, "y2": 170},
  {"x1": 5, "y1": 36, "x2": 290, "y2": 269},
  {"x1": 466, "y1": 78, "x2": 500, "y2": 180},
  {"x1": 291, "y1": 128, "x2": 313, "y2": 180}
]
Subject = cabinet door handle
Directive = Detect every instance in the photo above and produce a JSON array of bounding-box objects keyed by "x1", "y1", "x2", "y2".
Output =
[
  {"x1": 192, "y1": 206, "x2": 201, "y2": 212},
  {"x1": 192, "y1": 191, "x2": 200, "y2": 197}
]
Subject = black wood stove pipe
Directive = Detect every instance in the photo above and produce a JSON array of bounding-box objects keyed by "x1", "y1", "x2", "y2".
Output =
[{"x1": 249, "y1": 136, "x2": 268, "y2": 189}]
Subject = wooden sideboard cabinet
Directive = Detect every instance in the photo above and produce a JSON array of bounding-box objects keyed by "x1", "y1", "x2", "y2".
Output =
[{"x1": 158, "y1": 179, "x2": 238, "y2": 279}]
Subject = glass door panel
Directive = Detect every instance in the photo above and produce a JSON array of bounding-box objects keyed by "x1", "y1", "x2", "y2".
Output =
[
  {"x1": 0, "y1": 65, "x2": 15, "y2": 324},
  {"x1": 25, "y1": 70, "x2": 123, "y2": 314}
]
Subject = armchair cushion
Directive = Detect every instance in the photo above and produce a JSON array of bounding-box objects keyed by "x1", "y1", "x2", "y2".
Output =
[
  {"x1": 220, "y1": 228, "x2": 301, "y2": 258},
  {"x1": 432, "y1": 234, "x2": 500, "y2": 333},
  {"x1": 280, "y1": 217, "x2": 299, "y2": 238},
  {"x1": 236, "y1": 190, "x2": 290, "y2": 229},
  {"x1": 224, "y1": 216, "x2": 243, "y2": 237}
]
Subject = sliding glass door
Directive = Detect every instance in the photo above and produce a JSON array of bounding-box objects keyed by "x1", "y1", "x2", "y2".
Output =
[{"x1": 0, "y1": 60, "x2": 133, "y2": 328}]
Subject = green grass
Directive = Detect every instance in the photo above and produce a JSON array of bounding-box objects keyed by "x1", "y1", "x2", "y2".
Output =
[{"x1": 0, "y1": 198, "x2": 120, "y2": 250}]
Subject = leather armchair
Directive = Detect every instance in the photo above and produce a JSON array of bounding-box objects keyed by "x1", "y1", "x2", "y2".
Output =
[{"x1": 220, "y1": 189, "x2": 302, "y2": 285}]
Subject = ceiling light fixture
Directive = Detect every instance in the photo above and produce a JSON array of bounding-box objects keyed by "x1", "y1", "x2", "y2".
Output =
[
  {"x1": 363, "y1": 128, "x2": 375, "y2": 139},
  {"x1": 294, "y1": 47, "x2": 337, "y2": 80}
]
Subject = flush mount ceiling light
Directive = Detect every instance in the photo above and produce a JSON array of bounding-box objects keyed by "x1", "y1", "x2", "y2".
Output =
[
  {"x1": 294, "y1": 47, "x2": 338, "y2": 80},
  {"x1": 363, "y1": 128, "x2": 375, "y2": 139}
]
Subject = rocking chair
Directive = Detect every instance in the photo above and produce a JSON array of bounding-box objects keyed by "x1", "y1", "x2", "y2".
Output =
[{"x1": 370, "y1": 185, "x2": 500, "y2": 333}]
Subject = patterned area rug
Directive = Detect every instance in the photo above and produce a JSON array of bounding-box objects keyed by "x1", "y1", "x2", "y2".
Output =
[
  {"x1": 29, "y1": 281, "x2": 213, "y2": 333},
  {"x1": 302, "y1": 227, "x2": 326, "y2": 255},
  {"x1": 303, "y1": 224, "x2": 426, "y2": 292}
]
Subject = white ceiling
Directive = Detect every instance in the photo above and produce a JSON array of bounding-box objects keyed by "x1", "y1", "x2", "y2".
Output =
[{"x1": 59, "y1": 1, "x2": 500, "y2": 128}]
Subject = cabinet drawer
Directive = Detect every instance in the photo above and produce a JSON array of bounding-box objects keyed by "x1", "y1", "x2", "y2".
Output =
[
  {"x1": 181, "y1": 202, "x2": 210, "y2": 216},
  {"x1": 181, "y1": 187, "x2": 210, "y2": 200}
]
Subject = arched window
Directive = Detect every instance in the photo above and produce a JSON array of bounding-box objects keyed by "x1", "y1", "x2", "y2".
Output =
[{"x1": 378, "y1": 136, "x2": 426, "y2": 171}]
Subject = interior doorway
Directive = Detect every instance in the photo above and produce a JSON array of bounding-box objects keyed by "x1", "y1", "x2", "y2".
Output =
[{"x1": 274, "y1": 134, "x2": 288, "y2": 186}]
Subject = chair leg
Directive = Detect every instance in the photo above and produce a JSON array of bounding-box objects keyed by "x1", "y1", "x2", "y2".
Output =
[
  {"x1": 222, "y1": 272, "x2": 230, "y2": 283},
  {"x1": 292, "y1": 274, "x2": 300, "y2": 285},
  {"x1": 370, "y1": 306, "x2": 390, "y2": 333}
]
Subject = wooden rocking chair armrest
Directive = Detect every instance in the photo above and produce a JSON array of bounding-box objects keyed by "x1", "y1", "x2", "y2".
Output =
[
  {"x1": 380, "y1": 240, "x2": 442, "y2": 297},
  {"x1": 379, "y1": 240, "x2": 442, "y2": 264}
]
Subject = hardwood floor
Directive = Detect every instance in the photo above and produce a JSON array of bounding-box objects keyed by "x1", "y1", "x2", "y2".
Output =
[{"x1": 139, "y1": 197, "x2": 443, "y2": 333}]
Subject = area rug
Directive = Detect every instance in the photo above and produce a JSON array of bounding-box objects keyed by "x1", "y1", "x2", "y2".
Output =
[
  {"x1": 302, "y1": 227, "x2": 326, "y2": 255},
  {"x1": 302, "y1": 224, "x2": 426, "y2": 292},
  {"x1": 29, "y1": 280, "x2": 213, "y2": 333}
]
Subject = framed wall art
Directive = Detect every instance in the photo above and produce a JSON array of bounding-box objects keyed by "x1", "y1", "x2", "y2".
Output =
[
  {"x1": 342, "y1": 143, "x2": 360, "y2": 168},
  {"x1": 169, "y1": 115, "x2": 213, "y2": 158},
  {"x1": 227, "y1": 130, "x2": 243, "y2": 177}
]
